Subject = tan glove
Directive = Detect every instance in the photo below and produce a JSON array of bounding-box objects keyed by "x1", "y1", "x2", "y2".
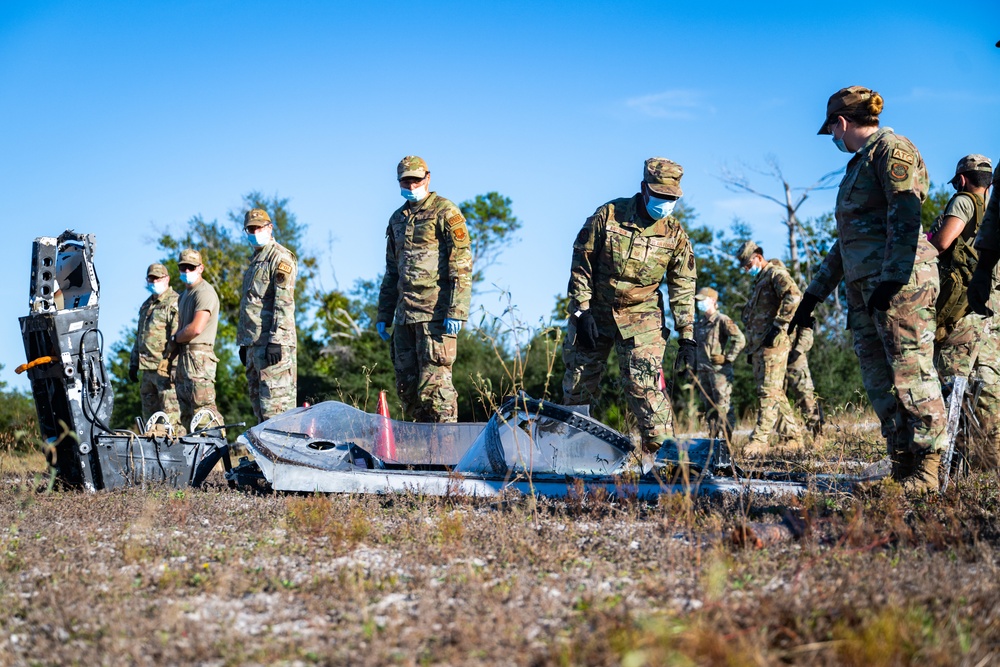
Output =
[{"x1": 711, "y1": 354, "x2": 726, "y2": 365}]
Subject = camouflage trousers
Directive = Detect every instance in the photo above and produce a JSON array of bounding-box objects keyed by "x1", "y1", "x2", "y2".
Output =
[
  {"x1": 934, "y1": 312, "x2": 986, "y2": 379},
  {"x1": 176, "y1": 344, "x2": 222, "y2": 431},
  {"x1": 970, "y1": 329, "x2": 1000, "y2": 469},
  {"x1": 139, "y1": 369, "x2": 180, "y2": 427},
  {"x1": 392, "y1": 321, "x2": 458, "y2": 423},
  {"x1": 786, "y1": 327, "x2": 821, "y2": 430},
  {"x1": 247, "y1": 344, "x2": 297, "y2": 424},
  {"x1": 748, "y1": 332, "x2": 804, "y2": 449},
  {"x1": 847, "y1": 262, "x2": 947, "y2": 456},
  {"x1": 697, "y1": 365, "x2": 735, "y2": 440},
  {"x1": 562, "y1": 319, "x2": 673, "y2": 450}
]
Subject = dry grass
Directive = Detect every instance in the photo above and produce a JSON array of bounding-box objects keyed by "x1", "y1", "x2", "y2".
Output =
[{"x1": 2, "y1": 415, "x2": 1000, "y2": 666}]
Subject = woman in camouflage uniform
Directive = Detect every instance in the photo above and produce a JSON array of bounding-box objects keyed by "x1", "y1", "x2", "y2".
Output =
[{"x1": 792, "y1": 87, "x2": 947, "y2": 494}]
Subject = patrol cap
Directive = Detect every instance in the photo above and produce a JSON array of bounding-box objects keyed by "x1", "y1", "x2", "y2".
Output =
[
  {"x1": 146, "y1": 263, "x2": 168, "y2": 279},
  {"x1": 953, "y1": 154, "x2": 993, "y2": 179},
  {"x1": 736, "y1": 240, "x2": 761, "y2": 266},
  {"x1": 818, "y1": 86, "x2": 878, "y2": 135},
  {"x1": 694, "y1": 287, "x2": 718, "y2": 301},
  {"x1": 178, "y1": 248, "x2": 203, "y2": 267},
  {"x1": 397, "y1": 156, "x2": 429, "y2": 180},
  {"x1": 643, "y1": 158, "x2": 683, "y2": 197},
  {"x1": 244, "y1": 208, "x2": 271, "y2": 227}
]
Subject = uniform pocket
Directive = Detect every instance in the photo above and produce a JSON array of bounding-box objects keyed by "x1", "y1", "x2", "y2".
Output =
[{"x1": 428, "y1": 333, "x2": 457, "y2": 366}]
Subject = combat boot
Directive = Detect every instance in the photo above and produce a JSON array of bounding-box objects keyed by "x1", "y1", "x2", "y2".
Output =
[
  {"x1": 891, "y1": 448, "x2": 915, "y2": 481},
  {"x1": 900, "y1": 450, "x2": 941, "y2": 496}
]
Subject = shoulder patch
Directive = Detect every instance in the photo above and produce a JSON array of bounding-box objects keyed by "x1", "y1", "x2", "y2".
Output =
[
  {"x1": 275, "y1": 260, "x2": 293, "y2": 285},
  {"x1": 891, "y1": 148, "x2": 914, "y2": 165},
  {"x1": 890, "y1": 163, "x2": 909, "y2": 182},
  {"x1": 447, "y1": 213, "x2": 465, "y2": 227}
]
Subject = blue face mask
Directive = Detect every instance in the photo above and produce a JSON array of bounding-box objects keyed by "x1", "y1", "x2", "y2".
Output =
[
  {"x1": 401, "y1": 185, "x2": 428, "y2": 202},
  {"x1": 748, "y1": 264, "x2": 762, "y2": 277},
  {"x1": 146, "y1": 281, "x2": 167, "y2": 295},
  {"x1": 180, "y1": 271, "x2": 198, "y2": 285},
  {"x1": 696, "y1": 300, "x2": 710, "y2": 314},
  {"x1": 645, "y1": 195, "x2": 677, "y2": 220},
  {"x1": 832, "y1": 134, "x2": 852, "y2": 154}
]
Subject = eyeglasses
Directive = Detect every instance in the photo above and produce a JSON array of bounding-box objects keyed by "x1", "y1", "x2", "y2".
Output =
[{"x1": 178, "y1": 264, "x2": 197, "y2": 272}]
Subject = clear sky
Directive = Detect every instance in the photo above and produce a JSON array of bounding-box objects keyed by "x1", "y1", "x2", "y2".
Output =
[{"x1": 2, "y1": 1, "x2": 999, "y2": 390}]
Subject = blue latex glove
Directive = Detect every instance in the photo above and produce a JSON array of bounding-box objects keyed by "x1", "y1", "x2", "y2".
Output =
[
  {"x1": 376, "y1": 322, "x2": 390, "y2": 341},
  {"x1": 444, "y1": 318, "x2": 462, "y2": 335}
]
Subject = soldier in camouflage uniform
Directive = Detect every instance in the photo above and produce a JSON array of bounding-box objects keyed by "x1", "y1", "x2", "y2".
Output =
[
  {"x1": 737, "y1": 242, "x2": 805, "y2": 455},
  {"x1": 693, "y1": 287, "x2": 745, "y2": 440},
  {"x1": 967, "y1": 160, "x2": 1000, "y2": 468},
  {"x1": 238, "y1": 208, "x2": 298, "y2": 423},
  {"x1": 562, "y1": 158, "x2": 697, "y2": 452},
  {"x1": 793, "y1": 87, "x2": 947, "y2": 493},
  {"x1": 930, "y1": 155, "x2": 993, "y2": 380},
  {"x1": 376, "y1": 156, "x2": 472, "y2": 423},
  {"x1": 128, "y1": 262, "x2": 180, "y2": 426},
  {"x1": 172, "y1": 248, "x2": 223, "y2": 431}
]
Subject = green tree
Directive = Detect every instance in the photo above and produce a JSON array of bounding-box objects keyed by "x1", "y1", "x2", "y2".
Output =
[
  {"x1": 459, "y1": 192, "x2": 521, "y2": 288},
  {"x1": 0, "y1": 363, "x2": 37, "y2": 451},
  {"x1": 921, "y1": 183, "x2": 952, "y2": 232}
]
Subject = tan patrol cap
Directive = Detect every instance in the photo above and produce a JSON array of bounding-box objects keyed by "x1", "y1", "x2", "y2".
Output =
[
  {"x1": 146, "y1": 263, "x2": 168, "y2": 279},
  {"x1": 736, "y1": 240, "x2": 761, "y2": 266},
  {"x1": 397, "y1": 156, "x2": 429, "y2": 180},
  {"x1": 818, "y1": 86, "x2": 877, "y2": 135},
  {"x1": 694, "y1": 287, "x2": 718, "y2": 301},
  {"x1": 244, "y1": 208, "x2": 271, "y2": 226},
  {"x1": 178, "y1": 248, "x2": 203, "y2": 266},
  {"x1": 644, "y1": 157, "x2": 683, "y2": 197},
  {"x1": 953, "y1": 154, "x2": 993, "y2": 178}
]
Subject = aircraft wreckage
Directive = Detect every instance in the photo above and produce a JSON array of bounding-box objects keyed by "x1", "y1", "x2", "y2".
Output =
[{"x1": 15, "y1": 231, "x2": 930, "y2": 498}]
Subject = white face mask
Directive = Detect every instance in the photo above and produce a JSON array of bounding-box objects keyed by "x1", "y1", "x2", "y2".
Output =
[
  {"x1": 696, "y1": 300, "x2": 711, "y2": 314},
  {"x1": 247, "y1": 227, "x2": 273, "y2": 248},
  {"x1": 401, "y1": 185, "x2": 429, "y2": 202},
  {"x1": 146, "y1": 279, "x2": 168, "y2": 295}
]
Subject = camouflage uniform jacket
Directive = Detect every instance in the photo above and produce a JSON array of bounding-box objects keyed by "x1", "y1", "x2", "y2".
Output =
[
  {"x1": 741, "y1": 260, "x2": 801, "y2": 355},
  {"x1": 973, "y1": 164, "x2": 1000, "y2": 252},
  {"x1": 695, "y1": 310, "x2": 745, "y2": 372},
  {"x1": 130, "y1": 288, "x2": 179, "y2": 371},
  {"x1": 567, "y1": 194, "x2": 696, "y2": 339},
  {"x1": 807, "y1": 127, "x2": 935, "y2": 301},
  {"x1": 377, "y1": 192, "x2": 472, "y2": 325},
  {"x1": 237, "y1": 240, "x2": 297, "y2": 347}
]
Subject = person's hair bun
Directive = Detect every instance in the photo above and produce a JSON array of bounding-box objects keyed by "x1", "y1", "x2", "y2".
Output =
[{"x1": 868, "y1": 92, "x2": 884, "y2": 116}]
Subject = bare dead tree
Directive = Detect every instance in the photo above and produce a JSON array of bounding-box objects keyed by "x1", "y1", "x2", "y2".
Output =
[{"x1": 719, "y1": 156, "x2": 843, "y2": 281}]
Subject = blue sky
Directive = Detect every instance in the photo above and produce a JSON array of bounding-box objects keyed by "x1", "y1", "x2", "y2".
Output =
[{"x1": 2, "y1": 1, "x2": 998, "y2": 390}]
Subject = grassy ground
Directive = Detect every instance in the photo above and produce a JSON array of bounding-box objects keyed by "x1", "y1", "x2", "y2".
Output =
[{"x1": 2, "y1": 414, "x2": 1000, "y2": 666}]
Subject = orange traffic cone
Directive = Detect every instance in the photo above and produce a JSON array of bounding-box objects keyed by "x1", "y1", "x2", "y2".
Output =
[
  {"x1": 373, "y1": 390, "x2": 397, "y2": 461},
  {"x1": 657, "y1": 369, "x2": 668, "y2": 395}
]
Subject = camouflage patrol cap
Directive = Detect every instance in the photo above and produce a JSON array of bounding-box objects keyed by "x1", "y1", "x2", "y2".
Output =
[
  {"x1": 736, "y1": 240, "x2": 761, "y2": 266},
  {"x1": 397, "y1": 156, "x2": 429, "y2": 180},
  {"x1": 178, "y1": 248, "x2": 203, "y2": 267},
  {"x1": 818, "y1": 86, "x2": 878, "y2": 135},
  {"x1": 694, "y1": 287, "x2": 718, "y2": 301},
  {"x1": 146, "y1": 263, "x2": 168, "y2": 279},
  {"x1": 244, "y1": 208, "x2": 271, "y2": 227},
  {"x1": 953, "y1": 154, "x2": 993, "y2": 178},
  {"x1": 643, "y1": 158, "x2": 684, "y2": 197}
]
